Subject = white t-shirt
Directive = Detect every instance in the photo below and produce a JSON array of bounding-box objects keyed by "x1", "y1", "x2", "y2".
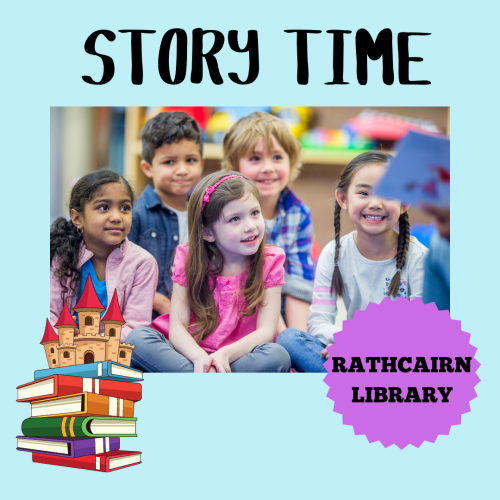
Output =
[
  {"x1": 165, "y1": 205, "x2": 189, "y2": 244},
  {"x1": 307, "y1": 231, "x2": 428, "y2": 346}
]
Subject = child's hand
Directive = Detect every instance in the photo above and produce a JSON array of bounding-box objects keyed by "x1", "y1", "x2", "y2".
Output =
[
  {"x1": 193, "y1": 354, "x2": 211, "y2": 373},
  {"x1": 206, "y1": 350, "x2": 231, "y2": 373},
  {"x1": 321, "y1": 344, "x2": 333, "y2": 359},
  {"x1": 193, "y1": 355, "x2": 218, "y2": 373}
]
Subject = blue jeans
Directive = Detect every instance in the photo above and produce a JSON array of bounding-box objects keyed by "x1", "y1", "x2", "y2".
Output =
[
  {"x1": 277, "y1": 328, "x2": 328, "y2": 373},
  {"x1": 423, "y1": 233, "x2": 450, "y2": 312},
  {"x1": 127, "y1": 326, "x2": 291, "y2": 373}
]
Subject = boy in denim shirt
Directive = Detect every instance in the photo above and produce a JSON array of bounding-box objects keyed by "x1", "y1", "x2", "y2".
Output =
[{"x1": 129, "y1": 112, "x2": 204, "y2": 318}]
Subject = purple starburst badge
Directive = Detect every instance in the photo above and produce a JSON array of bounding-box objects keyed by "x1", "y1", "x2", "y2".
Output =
[{"x1": 323, "y1": 298, "x2": 480, "y2": 449}]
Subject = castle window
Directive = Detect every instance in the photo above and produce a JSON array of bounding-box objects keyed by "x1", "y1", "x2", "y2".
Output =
[
  {"x1": 50, "y1": 348, "x2": 54, "y2": 354},
  {"x1": 109, "y1": 328, "x2": 116, "y2": 337},
  {"x1": 52, "y1": 359, "x2": 56, "y2": 365},
  {"x1": 63, "y1": 351, "x2": 70, "y2": 359},
  {"x1": 119, "y1": 351, "x2": 126, "y2": 358},
  {"x1": 85, "y1": 316, "x2": 94, "y2": 326}
]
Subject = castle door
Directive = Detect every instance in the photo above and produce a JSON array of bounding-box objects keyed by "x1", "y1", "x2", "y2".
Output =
[{"x1": 84, "y1": 351, "x2": 94, "y2": 364}]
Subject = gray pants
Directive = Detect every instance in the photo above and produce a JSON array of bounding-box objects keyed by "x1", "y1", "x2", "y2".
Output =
[{"x1": 127, "y1": 326, "x2": 291, "y2": 373}]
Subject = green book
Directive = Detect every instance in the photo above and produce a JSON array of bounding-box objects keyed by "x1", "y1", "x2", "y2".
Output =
[{"x1": 21, "y1": 416, "x2": 137, "y2": 438}]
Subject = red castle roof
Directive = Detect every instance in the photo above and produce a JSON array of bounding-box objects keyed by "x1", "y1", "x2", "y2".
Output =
[
  {"x1": 102, "y1": 289, "x2": 125, "y2": 325},
  {"x1": 74, "y1": 275, "x2": 105, "y2": 312},
  {"x1": 54, "y1": 301, "x2": 77, "y2": 328},
  {"x1": 41, "y1": 319, "x2": 59, "y2": 344}
]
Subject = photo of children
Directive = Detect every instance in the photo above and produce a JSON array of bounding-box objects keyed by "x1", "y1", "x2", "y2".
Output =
[{"x1": 50, "y1": 106, "x2": 450, "y2": 373}]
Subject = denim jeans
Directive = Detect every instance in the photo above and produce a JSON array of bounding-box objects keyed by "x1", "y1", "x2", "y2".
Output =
[
  {"x1": 277, "y1": 328, "x2": 328, "y2": 373},
  {"x1": 127, "y1": 326, "x2": 291, "y2": 373},
  {"x1": 423, "y1": 233, "x2": 450, "y2": 312}
]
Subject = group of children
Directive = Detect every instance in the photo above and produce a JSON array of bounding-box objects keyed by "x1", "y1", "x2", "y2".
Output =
[{"x1": 50, "y1": 110, "x2": 429, "y2": 373}]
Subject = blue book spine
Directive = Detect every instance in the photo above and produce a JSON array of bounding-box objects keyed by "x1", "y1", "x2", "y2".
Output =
[{"x1": 34, "y1": 361, "x2": 143, "y2": 382}]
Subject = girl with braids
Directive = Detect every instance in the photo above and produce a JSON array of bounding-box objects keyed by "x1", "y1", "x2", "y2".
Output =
[
  {"x1": 50, "y1": 169, "x2": 158, "y2": 341},
  {"x1": 126, "y1": 171, "x2": 291, "y2": 373},
  {"x1": 277, "y1": 151, "x2": 427, "y2": 372}
]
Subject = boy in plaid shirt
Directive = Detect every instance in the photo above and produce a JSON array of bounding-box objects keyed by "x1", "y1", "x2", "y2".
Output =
[{"x1": 222, "y1": 111, "x2": 314, "y2": 333}]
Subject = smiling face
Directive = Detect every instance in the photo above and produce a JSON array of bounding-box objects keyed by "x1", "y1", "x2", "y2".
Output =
[
  {"x1": 202, "y1": 192, "x2": 265, "y2": 265},
  {"x1": 71, "y1": 182, "x2": 133, "y2": 252},
  {"x1": 238, "y1": 135, "x2": 290, "y2": 201},
  {"x1": 336, "y1": 164, "x2": 406, "y2": 237},
  {"x1": 141, "y1": 139, "x2": 204, "y2": 200}
]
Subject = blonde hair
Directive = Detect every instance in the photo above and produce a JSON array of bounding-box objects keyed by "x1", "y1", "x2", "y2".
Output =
[
  {"x1": 185, "y1": 171, "x2": 266, "y2": 343},
  {"x1": 221, "y1": 111, "x2": 303, "y2": 183}
]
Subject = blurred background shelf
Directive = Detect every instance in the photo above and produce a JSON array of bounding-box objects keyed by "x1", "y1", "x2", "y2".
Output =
[{"x1": 130, "y1": 139, "x2": 366, "y2": 165}]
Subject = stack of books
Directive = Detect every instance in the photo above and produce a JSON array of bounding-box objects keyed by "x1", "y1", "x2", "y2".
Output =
[{"x1": 17, "y1": 361, "x2": 144, "y2": 472}]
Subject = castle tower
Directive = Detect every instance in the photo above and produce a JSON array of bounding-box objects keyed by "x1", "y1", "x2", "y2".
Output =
[
  {"x1": 117, "y1": 343, "x2": 134, "y2": 367},
  {"x1": 73, "y1": 275, "x2": 105, "y2": 336},
  {"x1": 101, "y1": 290, "x2": 126, "y2": 363},
  {"x1": 57, "y1": 344, "x2": 77, "y2": 367},
  {"x1": 54, "y1": 302, "x2": 77, "y2": 345},
  {"x1": 41, "y1": 319, "x2": 60, "y2": 368}
]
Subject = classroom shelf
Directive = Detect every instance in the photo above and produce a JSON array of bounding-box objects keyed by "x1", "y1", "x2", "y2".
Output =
[{"x1": 131, "y1": 140, "x2": 365, "y2": 166}]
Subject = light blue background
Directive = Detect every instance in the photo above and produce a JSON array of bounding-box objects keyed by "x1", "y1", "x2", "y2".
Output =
[{"x1": 1, "y1": 0, "x2": 497, "y2": 498}]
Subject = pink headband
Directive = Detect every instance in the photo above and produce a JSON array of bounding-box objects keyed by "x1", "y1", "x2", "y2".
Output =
[{"x1": 201, "y1": 175, "x2": 246, "y2": 213}]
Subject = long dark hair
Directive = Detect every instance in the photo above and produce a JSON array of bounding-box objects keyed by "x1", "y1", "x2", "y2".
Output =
[
  {"x1": 185, "y1": 171, "x2": 266, "y2": 343},
  {"x1": 332, "y1": 151, "x2": 410, "y2": 299},
  {"x1": 50, "y1": 169, "x2": 135, "y2": 301}
]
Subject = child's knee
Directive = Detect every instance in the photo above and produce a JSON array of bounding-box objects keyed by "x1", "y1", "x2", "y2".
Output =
[
  {"x1": 258, "y1": 343, "x2": 291, "y2": 372},
  {"x1": 277, "y1": 328, "x2": 304, "y2": 348},
  {"x1": 126, "y1": 326, "x2": 164, "y2": 348}
]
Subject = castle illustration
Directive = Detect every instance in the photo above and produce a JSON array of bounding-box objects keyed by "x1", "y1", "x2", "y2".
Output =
[{"x1": 41, "y1": 275, "x2": 135, "y2": 368}]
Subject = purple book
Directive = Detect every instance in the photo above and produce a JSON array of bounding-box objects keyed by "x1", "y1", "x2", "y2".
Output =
[{"x1": 16, "y1": 436, "x2": 120, "y2": 458}]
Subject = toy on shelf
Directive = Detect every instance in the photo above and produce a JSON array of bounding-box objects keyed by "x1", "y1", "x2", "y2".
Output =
[
  {"x1": 344, "y1": 109, "x2": 441, "y2": 141},
  {"x1": 300, "y1": 127, "x2": 374, "y2": 152},
  {"x1": 272, "y1": 106, "x2": 311, "y2": 139},
  {"x1": 205, "y1": 106, "x2": 271, "y2": 143}
]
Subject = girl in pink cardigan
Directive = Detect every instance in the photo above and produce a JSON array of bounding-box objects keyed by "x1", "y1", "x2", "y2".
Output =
[
  {"x1": 50, "y1": 170, "x2": 158, "y2": 342},
  {"x1": 127, "y1": 172, "x2": 291, "y2": 372}
]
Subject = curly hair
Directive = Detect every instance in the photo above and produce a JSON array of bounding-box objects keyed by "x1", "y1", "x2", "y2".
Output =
[
  {"x1": 141, "y1": 111, "x2": 203, "y2": 165},
  {"x1": 50, "y1": 169, "x2": 134, "y2": 301}
]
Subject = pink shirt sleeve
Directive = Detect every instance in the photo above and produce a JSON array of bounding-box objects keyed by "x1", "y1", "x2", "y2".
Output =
[
  {"x1": 171, "y1": 243, "x2": 189, "y2": 288},
  {"x1": 120, "y1": 255, "x2": 158, "y2": 341},
  {"x1": 263, "y1": 246, "x2": 286, "y2": 288}
]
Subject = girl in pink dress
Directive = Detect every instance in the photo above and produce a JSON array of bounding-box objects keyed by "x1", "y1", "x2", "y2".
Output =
[{"x1": 126, "y1": 172, "x2": 291, "y2": 373}]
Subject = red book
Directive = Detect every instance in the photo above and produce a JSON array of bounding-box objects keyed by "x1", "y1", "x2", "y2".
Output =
[
  {"x1": 32, "y1": 450, "x2": 142, "y2": 472},
  {"x1": 17, "y1": 375, "x2": 142, "y2": 403}
]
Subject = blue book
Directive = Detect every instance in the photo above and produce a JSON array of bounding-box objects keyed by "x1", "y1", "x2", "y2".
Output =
[{"x1": 34, "y1": 361, "x2": 143, "y2": 382}]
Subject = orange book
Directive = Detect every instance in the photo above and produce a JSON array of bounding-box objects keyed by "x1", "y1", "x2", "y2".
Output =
[{"x1": 30, "y1": 392, "x2": 134, "y2": 418}]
